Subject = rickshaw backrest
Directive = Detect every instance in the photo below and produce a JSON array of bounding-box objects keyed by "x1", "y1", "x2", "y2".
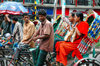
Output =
[
  {"x1": 88, "y1": 15, "x2": 100, "y2": 39},
  {"x1": 77, "y1": 15, "x2": 100, "y2": 54}
]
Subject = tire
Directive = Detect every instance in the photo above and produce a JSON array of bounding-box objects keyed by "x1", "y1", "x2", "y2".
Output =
[
  {"x1": 78, "y1": 62, "x2": 99, "y2": 66},
  {"x1": 14, "y1": 63, "x2": 21, "y2": 66},
  {"x1": 6, "y1": 59, "x2": 13, "y2": 66},
  {"x1": 75, "y1": 58, "x2": 100, "y2": 66},
  {"x1": 95, "y1": 53, "x2": 100, "y2": 58},
  {"x1": 46, "y1": 53, "x2": 56, "y2": 66},
  {"x1": 0, "y1": 60, "x2": 5, "y2": 66},
  {"x1": 95, "y1": 53, "x2": 100, "y2": 63},
  {"x1": 13, "y1": 59, "x2": 21, "y2": 66},
  {"x1": 23, "y1": 63, "x2": 33, "y2": 66}
]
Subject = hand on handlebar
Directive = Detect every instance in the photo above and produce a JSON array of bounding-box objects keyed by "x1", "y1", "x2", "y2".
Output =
[
  {"x1": 22, "y1": 41, "x2": 29, "y2": 44},
  {"x1": 32, "y1": 37, "x2": 37, "y2": 41},
  {"x1": 23, "y1": 37, "x2": 37, "y2": 44}
]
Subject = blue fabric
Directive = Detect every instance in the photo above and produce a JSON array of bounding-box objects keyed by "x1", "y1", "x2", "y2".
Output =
[
  {"x1": 13, "y1": 42, "x2": 18, "y2": 47},
  {"x1": 28, "y1": 7, "x2": 53, "y2": 15},
  {"x1": 0, "y1": 43, "x2": 3, "y2": 47},
  {"x1": 0, "y1": 2, "x2": 28, "y2": 13},
  {"x1": 11, "y1": 23, "x2": 15, "y2": 33}
]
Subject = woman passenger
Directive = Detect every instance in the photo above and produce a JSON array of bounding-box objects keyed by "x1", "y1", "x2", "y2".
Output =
[{"x1": 55, "y1": 12, "x2": 89, "y2": 66}]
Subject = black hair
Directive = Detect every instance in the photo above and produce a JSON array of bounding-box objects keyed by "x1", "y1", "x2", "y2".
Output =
[
  {"x1": 71, "y1": 12, "x2": 75, "y2": 17},
  {"x1": 76, "y1": 12, "x2": 83, "y2": 21},
  {"x1": 23, "y1": 13, "x2": 29, "y2": 17},
  {"x1": 38, "y1": 9, "x2": 47, "y2": 16},
  {"x1": 46, "y1": 15, "x2": 51, "y2": 22},
  {"x1": 12, "y1": 17, "x2": 18, "y2": 21}
]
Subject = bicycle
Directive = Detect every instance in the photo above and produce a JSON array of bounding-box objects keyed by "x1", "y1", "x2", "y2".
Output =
[
  {"x1": 74, "y1": 39, "x2": 100, "y2": 66},
  {"x1": 0, "y1": 36, "x2": 13, "y2": 66},
  {"x1": 6, "y1": 43, "x2": 34, "y2": 66}
]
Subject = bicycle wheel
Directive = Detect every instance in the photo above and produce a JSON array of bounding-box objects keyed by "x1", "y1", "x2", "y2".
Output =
[
  {"x1": 78, "y1": 62, "x2": 99, "y2": 66},
  {"x1": 95, "y1": 53, "x2": 100, "y2": 62},
  {"x1": 23, "y1": 62, "x2": 33, "y2": 66},
  {"x1": 13, "y1": 62, "x2": 21, "y2": 66},
  {"x1": 95, "y1": 52, "x2": 100, "y2": 58},
  {"x1": 0, "y1": 60, "x2": 5, "y2": 66},
  {"x1": 6, "y1": 59, "x2": 21, "y2": 66},
  {"x1": 46, "y1": 52, "x2": 56, "y2": 66},
  {"x1": 75, "y1": 58, "x2": 100, "y2": 66},
  {"x1": 6, "y1": 59, "x2": 14, "y2": 66}
]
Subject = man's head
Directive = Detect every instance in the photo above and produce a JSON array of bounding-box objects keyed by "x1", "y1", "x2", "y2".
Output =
[
  {"x1": 68, "y1": 12, "x2": 75, "y2": 23},
  {"x1": 23, "y1": 13, "x2": 30, "y2": 23},
  {"x1": 12, "y1": 17, "x2": 18, "y2": 23},
  {"x1": 46, "y1": 15, "x2": 51, "y2": 22},
  {"x1": 38, "y1": 9, "x2": 47, "y2": 22}
]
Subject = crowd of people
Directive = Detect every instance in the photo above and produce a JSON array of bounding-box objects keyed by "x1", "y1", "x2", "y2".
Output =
[{"x1": 0, "y1": 9, "x2": 90, "y2": 66}]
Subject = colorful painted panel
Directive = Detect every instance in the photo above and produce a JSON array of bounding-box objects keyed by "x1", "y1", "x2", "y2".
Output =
[{"x1": 88, "y1": 15, "x2": 100, "y2": 39}]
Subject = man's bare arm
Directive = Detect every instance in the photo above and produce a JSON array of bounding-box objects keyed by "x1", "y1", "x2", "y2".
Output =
[{"x1": 5, "y1": 14, "x2": 11, "y2": 22}]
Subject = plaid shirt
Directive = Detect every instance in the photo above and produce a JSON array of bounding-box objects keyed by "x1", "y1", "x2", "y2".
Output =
[{"x1": 13, "y1": 22, "x2": 23, "y2": 42}]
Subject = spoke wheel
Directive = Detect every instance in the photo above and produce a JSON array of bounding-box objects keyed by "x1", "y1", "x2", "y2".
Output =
[
  {"x1": 0, "y1": 60, "x2": 5, "y2": 66},
  {"x1": 75, "y1": 58, "x2": 100, "y2": 66}
]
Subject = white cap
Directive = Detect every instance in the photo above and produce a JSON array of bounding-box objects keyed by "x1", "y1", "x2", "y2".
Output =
[{"x1": 4, "y1": 33, "x2": 11, "y2": 38}]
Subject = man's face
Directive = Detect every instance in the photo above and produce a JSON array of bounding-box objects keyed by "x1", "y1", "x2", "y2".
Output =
[
  {"x1": 23, "y1": 15, "x2": 29, "y2": 23},
  {"x1": 39, "y1": 15, "x2": 46, "y2": 22},
  {"x1": 68, "y1": 14, "x2": 74, "y2": 22}
]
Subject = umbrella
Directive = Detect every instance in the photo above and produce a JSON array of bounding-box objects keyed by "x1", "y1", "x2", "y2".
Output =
[{"x1": 0, "y1": 1, "x2": 28, "y2": 15}]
